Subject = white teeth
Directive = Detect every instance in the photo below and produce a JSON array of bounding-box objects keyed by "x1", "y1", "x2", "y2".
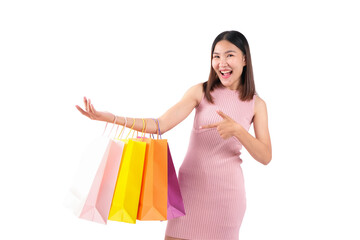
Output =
[{"x1": 221, "y1": 71, "x2": 231, "y2": 73}]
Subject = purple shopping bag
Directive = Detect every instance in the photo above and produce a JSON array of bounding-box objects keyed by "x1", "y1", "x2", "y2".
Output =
[{"x1": 166, "y1": 145, "x2": 186, "y2": 219}]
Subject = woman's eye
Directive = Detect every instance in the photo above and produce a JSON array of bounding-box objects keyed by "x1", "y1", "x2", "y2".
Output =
[
  {"x1": 213, "y1": 55, "x2": 220, "y2": 58},
  {"x1": 227, "y1": 54, "x2": 234, "y2": 57}
]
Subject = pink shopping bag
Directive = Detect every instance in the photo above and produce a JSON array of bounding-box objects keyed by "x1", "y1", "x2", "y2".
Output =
[
  {"x1": 64, "y1": 120, "x2": 125, "y2": 224},
  {"x1": 79, "y1": 138, "x2": 124, "y2": 223}
]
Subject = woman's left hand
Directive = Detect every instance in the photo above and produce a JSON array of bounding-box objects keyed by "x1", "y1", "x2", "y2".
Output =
[{"x1": 200, "y1": 110, "x2": 241, "y2": 139}]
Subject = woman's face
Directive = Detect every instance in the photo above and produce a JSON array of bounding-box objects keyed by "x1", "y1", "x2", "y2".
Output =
[{"x1": 212, "y1": 40, "x2": 246, "y2": 90}]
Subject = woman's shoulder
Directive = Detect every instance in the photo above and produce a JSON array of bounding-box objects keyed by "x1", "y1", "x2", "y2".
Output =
[
  {"x1": 187, "y1": 82, "x2": 204, "y2": 104},
  {"x1": 190, "y1": 82, "x2": 204, "y2": 92},
  {"x1": 254, "y1": 94, "x2": 267, "y2": 116},
  {"x1": 180, "y1": 82, "x2": 204, "y2": 108}
]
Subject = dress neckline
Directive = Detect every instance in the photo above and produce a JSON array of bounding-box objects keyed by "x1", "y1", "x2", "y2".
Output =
[{"x1": 215, "y1": 86, "x2": 239, "y2": 94}]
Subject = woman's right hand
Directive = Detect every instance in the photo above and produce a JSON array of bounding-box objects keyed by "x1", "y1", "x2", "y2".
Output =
[{"x1": 75, "y1": 97, "x2": 113, "y2": 122}]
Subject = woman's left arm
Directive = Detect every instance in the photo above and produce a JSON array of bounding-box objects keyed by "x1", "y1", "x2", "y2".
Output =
[
  {"x1": 201, "y1": 95, "x2": 272, "y2": 165},
  {"x1": 234, "y1": 95, "x2": 272, "y2": 165}
]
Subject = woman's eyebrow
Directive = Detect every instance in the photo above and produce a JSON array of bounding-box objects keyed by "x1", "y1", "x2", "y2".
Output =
[{"x1": 213, "y1": 50, "x2": 237, "y2": 55}]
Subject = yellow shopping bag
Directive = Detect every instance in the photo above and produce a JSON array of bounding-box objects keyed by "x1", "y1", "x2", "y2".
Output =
[{"x1": 108, "y1": 119, "x2": 147, "y2": 224}]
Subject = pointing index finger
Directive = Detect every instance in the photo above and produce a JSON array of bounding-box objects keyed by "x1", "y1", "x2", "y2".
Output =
[
  {"x1": 200, "y1": 123, "x2": 218, "y2": 129},
  {"x1": 217, "y1": 110, "x2": 230, "y2": 119}
]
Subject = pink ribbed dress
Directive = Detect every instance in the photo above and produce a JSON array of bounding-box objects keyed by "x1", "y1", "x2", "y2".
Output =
[{"x1": 165, "y1": 86, "x2": 256, "y2": 240}]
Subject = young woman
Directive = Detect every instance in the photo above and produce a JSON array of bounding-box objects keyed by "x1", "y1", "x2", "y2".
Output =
[{"x1": 76, "y1": 30, "x2": 272, "y2": 240}]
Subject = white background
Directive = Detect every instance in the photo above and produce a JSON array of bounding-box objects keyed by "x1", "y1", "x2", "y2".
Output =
[{"x1": 1, "y1": 0, "x2": 359, "y2": 239}]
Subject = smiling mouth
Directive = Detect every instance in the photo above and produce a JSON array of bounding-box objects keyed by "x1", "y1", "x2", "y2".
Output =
[{"x1": 220, "y1": 70, "x2": 232, "y2": 77}]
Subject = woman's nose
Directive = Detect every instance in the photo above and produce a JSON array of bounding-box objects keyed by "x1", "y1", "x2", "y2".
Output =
[{"x1": 219, "y1": 58, "x2": 228, "y2": 67}]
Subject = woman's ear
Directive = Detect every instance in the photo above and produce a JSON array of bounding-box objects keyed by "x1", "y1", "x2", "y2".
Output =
[{"x1": 243, "y1": 56, "x2": 246, "y2": 66}]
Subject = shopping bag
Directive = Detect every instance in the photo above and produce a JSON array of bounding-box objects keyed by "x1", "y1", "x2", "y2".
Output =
[
  {"x1": 136, "y1": 131, "x2": 168, "y2": 221},
  {"x1": 108, "y1": 120, "x2": 147, "y2": 224},
  {"x1": 152, "y1": 119, "x2": 186, "y2": 220},
  {"x1": 78, "y1": 138, "x2": 124, "y2": 223},
  {"x1": 64, "y1": 120, "x2": 124, "y2": 224},
  {"x1": 166, "y1": 144, "x2": 186, "y2": 219}
]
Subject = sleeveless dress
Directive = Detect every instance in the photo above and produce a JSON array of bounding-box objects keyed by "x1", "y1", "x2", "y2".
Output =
[{"x1": 165, "y1": 86, "x2": 256, "y2": 240}]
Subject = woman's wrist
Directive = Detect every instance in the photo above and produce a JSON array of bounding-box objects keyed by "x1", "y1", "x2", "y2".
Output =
[
  {"x1": 233, "y1": 122, "x2": 245, "y2": 139},
  {"x1": 107, "y1": 113, "x2": 126, "y2": 127},
  {"x1": 98, "y1": 111, "x2": 116, "y2": 123}
]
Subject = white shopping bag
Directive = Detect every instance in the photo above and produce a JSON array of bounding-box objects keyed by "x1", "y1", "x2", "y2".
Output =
[
  {"x1": 63, "y1": 120, "x2": 125, "y2": 220},
  {"x1": 63, "y1": 136, "x2": 111, "y2": 216}
]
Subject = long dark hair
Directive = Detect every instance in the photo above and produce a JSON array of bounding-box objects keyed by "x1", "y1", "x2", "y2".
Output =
[{"x1": 203, "y1": 30, "x2": 256, "y2": 103}]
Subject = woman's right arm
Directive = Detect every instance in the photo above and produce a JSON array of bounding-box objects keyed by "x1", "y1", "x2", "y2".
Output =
[
  {"x1": 75, "y1": 83, "x2": 204, "y2": 134},
  {"x1": 158, "y1": 82, "x2": 203, "y2": 134}
]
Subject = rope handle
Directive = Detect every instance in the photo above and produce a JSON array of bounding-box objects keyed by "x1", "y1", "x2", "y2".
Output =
[
  {"x1": 152, "y1": 118, "x2": 162, "y2": 139},
  {"x1": 115, "y1": 117, "x2": 127, "y2": 140},
  {"x1": 102, "y1": 115, "x2": 118, "y2": 138}
]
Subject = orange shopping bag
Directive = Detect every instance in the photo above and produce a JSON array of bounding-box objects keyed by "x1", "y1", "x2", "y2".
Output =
[{"x1": 136, "y1": 119, "x2": 168, "y2": 220}]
